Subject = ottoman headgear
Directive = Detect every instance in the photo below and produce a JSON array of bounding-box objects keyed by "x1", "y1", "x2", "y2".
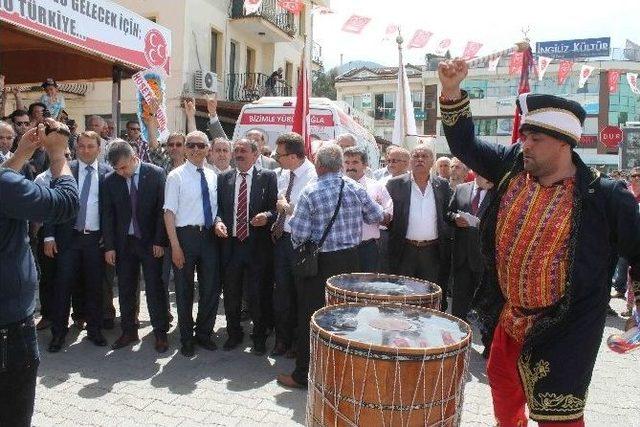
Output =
[{"x1": 516, "y1": 93, "x2": 586, "y2": 147}]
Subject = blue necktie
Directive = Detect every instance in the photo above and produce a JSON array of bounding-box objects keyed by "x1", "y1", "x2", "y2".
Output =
[
  {"x1": 75, "y1": 165, "x2": 93, "y2": 231},
  {"x1": 198, "y1": 168, "x2": 213, "y2": 229}
]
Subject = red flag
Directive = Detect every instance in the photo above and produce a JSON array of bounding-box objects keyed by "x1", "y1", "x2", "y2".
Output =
[
  {"x1": 383, "y1": 24, "x2": 399, "y2": 40},
  {"x1": 292, "y1": 55, "x2": 311, "y2": 157},
  {"x1": 557, "y1": 60, "x2": 574, "y2": 85},
  {"x1": 608, "y1": 70, "x2": 621, "y2": 93},
  {"x1": 462, "y1": 41, "x2": 483, "y2": 59},
  {"x1": 511, "y1": 47, "x2": 533, "y2": 144},
  {"x1": 341, "y1": 15, "x2": 371, "y2": 34},
  {"x1": 407, "y1": 30, "x2": 433, "y2": 49},
  {"x1": 508, "y1": 52, "x2": 523, "y2": 75},
  {"x1": 277, "y1": 0, "x2": 303, "y2": 14}
]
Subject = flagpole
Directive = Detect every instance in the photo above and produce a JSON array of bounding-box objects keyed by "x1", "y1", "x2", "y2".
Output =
[{"x1": 396, "y1": 32, "x2": 407, "y2": 143}]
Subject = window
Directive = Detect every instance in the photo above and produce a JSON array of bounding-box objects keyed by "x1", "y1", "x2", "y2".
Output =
[
  {"x1": 473, "y1": 119, "x2": 498, "y2": 136},
  {"x1": 210, "y1": 29, "x2": 221, "y2": 73},
  {"x1": 344, "y1": 95, "x2": 354, "y2": 106},
  {"x1": 299, "y1": 5, "x2": 306, "y2": 36},
  {"x1": 411, "y1": 91, "x2": 423, "y2": 109}
]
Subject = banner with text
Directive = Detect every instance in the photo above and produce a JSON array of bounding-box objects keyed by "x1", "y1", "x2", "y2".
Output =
[
  {"x1": 133, "y1": 67, "x2": 169, "y2": 142},
  {"x1": 536, "y1": 37, "x2": 610, "y2": 59}
]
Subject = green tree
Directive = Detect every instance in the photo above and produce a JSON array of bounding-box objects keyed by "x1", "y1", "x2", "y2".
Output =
[{"x1": 312, "y1": 67, "x2": 338, "y2": 99}]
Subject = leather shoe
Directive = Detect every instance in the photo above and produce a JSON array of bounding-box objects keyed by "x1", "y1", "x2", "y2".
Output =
[
  {"x1": 181, "y1": 341, "x2": 195, "y2": 357},
  {"x1": 276, "y1": 374, "x2": 306, "y2": 389},
  {"x1": 252, "y1": 340, "x2": 266, "y2": 356},
  {"x1": 87, "y1": 332, "x2": 108, "y2": 347},
  {"x1": 223, "y1": 335, "x2": 243, "y2": 351},
  {"x1": 36, "y1": 318, "x2": 52, "y2": 330},
  {"x1": 102, "y1": 319, "x2": 115, "y2": 330},
  {"x1": 271, "y1": 342, "x2": 288, "y2": 357},
  {"x1": 48, "y1": 335, "x2": 65, "y2": 353},
  {"x1": 196, "y1": 337, "x2": 217, "y2": 351},
  {"x1": 155, "y1": 338, "x2": 169, "y2": 353},
  {"x1": 111, "y1": 333, "x2": 140, "y2": 350}
]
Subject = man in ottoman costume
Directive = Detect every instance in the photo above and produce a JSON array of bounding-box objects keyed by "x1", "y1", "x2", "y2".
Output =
[{"x1": 438, "y1": 58, "x2": 640, "y2": 426}]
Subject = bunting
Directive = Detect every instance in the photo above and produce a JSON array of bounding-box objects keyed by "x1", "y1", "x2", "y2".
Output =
[
  {"x1": 509, "y1": 52, "x2": 523, "y2": 75},
  {"x1": 277, "y1": 0, "x2": 303, "y2": 14},
  {"x1": 627, "y1": 73, "x2": 640, "y2": 94},
  {"x1": 536, "y1": 56, "x2": 552, "y2": 81},
  {"x1": 383, "y1": 24, "x2": 399, "y2": 41},
  {"x1": 608, "y1": 70, "x2": 620, "y2": 93},
  {"x1": 462, "y1": 41, "x2": 483, "y2": 59},
  {"x1": 407, "y1": 30, "x2": 433, "y2": 49},
  {"x1": 244, "y1": 0, "x2": 262, "y2": 14},
  {"x1": 557, "y1": 60, "x2": 574, "y2": 86},
  {"x1": 341, "y1": 15, "x2": 372, "y2": 34},
  {"x1": 488, "y1": 55, "x2": 501, "y2": 72},
  {"x1": 434, "y1": 38, "x2": 452, "y2": 56},
  {"x1": 578, "y1": 65, "x2": 595, "y2": 88}
]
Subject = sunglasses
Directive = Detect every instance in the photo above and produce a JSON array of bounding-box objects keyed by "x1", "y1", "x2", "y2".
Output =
[
  {"x1": 186, "y1": 142, "x2": 207, "y2": 149},
  {"x1": 166, "y1": 142, "x2": 183, "y2": 148}
]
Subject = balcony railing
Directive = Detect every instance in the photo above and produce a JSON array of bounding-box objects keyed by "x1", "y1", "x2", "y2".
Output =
[
  {"x1": 312, "y1": 41, "x2": 322, "y2": 65},
  {"x1": 230, "y1": 0, "x2": 296, "y2": 36},
  {"x1": 226, "y1": 72, "x2": 292, "y2": 102}
]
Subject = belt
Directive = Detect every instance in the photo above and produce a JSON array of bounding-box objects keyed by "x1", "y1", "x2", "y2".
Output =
[
  {"x1": 359, "y1": 238, "x2": 377, "y2": 245},
  {"x1": 74, "y1": 229, "x2": 100, "y2": 235},
  {"x1": 178, "y1": 225, "x2": 208, "y2": 232},
  {"x1": 406, "y1": 238, "x2": 438, "y2": 248}
]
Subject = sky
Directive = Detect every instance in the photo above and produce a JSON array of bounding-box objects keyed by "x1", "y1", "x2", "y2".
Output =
[{"x1": 313, "y1": 0, "x2": 640, "y2": 69}]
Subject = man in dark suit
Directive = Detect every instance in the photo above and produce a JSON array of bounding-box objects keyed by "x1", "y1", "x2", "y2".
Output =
[
  {"x1": 386, "y1": 144, "x2": 452, "y2": 310},
  {"x1": 102, "y1": 140, "x2": 170, "y2": 353},
  {"x1": 214, "y1": 138, "x2": 277, "y2": 355},
  {"x1": 446, "y1": 174, "x2": 494, "y2": 321},
  {"x1": 45, "y1": 131, "x2": 112, "y2": 351}
]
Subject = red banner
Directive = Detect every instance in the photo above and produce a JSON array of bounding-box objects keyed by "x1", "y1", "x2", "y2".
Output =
[
  {"x1": 608, "y1": 70, "x2": 621, "y2": 93},
  {"x1": 407, "y1": 30, "x2": 433, "y2": 49},
  {"x1": 509, "y1": 52, "x2": 523, "y2": 75},
  {"x1": 462, "y1": 41, "x2": 483, "y2": 59},
  {"x1": 341, "y1": 15, "x2": 372, "y2": 34},
  {"x1": 239, "y1": 112, "x2": 335, "y2": 127},
  {"x1": 277, "y1": 0, "x2": 303, "y2": 14},
  {"x1": 557, "y1": 60, "x2": 574, "y2": 86}
]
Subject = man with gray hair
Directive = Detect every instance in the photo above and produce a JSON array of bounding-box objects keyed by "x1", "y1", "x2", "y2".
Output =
[
  {"x1": 164, "y1": 130, "x2": 220, "y2": 357},
  {"x1": 277, "y1": 143, "x2": 385, "y2": 389},
  {"x1": 206, "y1": 137, "x2": 233, "y2": 174}
]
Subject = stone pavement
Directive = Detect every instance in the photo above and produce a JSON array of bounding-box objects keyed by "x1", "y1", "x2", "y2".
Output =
[{"x1": 33, "y1": 294, "x2": 639, "y2": 426}]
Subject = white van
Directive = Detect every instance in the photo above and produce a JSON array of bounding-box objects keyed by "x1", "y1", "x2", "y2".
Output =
[{"x1": 232, "y1": 96, "x2": 380, "y2": 168}]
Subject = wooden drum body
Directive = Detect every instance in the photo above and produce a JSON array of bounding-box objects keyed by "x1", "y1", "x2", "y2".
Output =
[
  {"x1": 307, "y1": 304, "x2": 471, "y2": 427},
  {"x1": 326, "y1": 273, "x2": 442, "y2": 310}
]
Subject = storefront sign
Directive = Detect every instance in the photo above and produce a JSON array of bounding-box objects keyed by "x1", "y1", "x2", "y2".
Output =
[{"x1": 536, "y1": 37, "x2": 610, "y2": 59}]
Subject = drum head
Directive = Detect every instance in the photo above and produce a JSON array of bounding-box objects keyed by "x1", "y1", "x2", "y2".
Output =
[
  {"x1": 313, "y1": 304, "x2": 469, "y2": 350},
  {"x1": 327, "y1": 273, "x2": 438, "y2": 296}
]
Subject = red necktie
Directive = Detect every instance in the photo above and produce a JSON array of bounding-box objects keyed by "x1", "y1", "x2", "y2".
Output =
[
  {"x1": 471, "y1": 188, "x2": 482, "y2": 215},
  {"x1": 236, "y1": 173, "x2": 249, "y2": 241}
]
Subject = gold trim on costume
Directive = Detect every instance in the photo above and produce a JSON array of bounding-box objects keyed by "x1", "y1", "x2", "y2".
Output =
[
  {"x1": 441, "y1": 103, "x2": 471, "y2": 127},
  {"x1": 521, "y1": 118, "x2": 581, "y2": 142}
]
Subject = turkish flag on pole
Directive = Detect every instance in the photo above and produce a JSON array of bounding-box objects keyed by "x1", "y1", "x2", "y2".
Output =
[
  {"x1": 341, "y1": 15, "x2": 372, "y2": 34},
  {"x1": 292, "y1": 53, "x2": 311, "y2": 157},
  {"x1": 462, "y1": 41, "x2": 483, "y2": 59},
  {"x1": 407, "y1": 30, "x2": 433, "y2": 49},
  {"x1": 608, "y1": 70, "x2": 621, "y2": 93},
  {"x1": 557, "y1": 60, "x2": 574, "y2": 85},
  {"x1": 244, "y1": 0, "x2": 262, "y2": 14},
  {"x1": 511, "y1": 47, "x2": 533, "y2": 144},
  {"x1": 277, "y1": 0, "x2": 303, "y2": 14}
]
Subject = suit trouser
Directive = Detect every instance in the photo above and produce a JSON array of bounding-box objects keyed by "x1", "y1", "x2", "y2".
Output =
[
  {"x1": 36, "y1": 231, "x2": 56, "y2": 320},
  {"x1": 378, "y1": 229, "x2": 390, "y2": 273},
  {"x1": 357, "y1": 238, "x2": 380, "y2": 273},
  {"x1": 223, "y1": 238, "x2": 270, "y2": 341},
  {"x1": 116, "y1": 236, "x2": 169, "y2": 336},
  {"x1": 292, "y1": 247, "x2": 359, "y2": 385},
  {"x1": 399, "y1": 242, "x2": 447, "y2": 311},
  {"x1": 173, "y1": 227, "x2": 220, "y2": 344},
  {"x1": 451, "y1": 263, "x2": 482, "y2": 321},
  {"x1": 51, "y1": 231, "x2": 104, "y2": 337},
  {"x1": 273, "y1": 233, "x2": 297, "y2": 347},
  {"x1": 102, "y1": 264, "x2": 116, "y2": 322}
]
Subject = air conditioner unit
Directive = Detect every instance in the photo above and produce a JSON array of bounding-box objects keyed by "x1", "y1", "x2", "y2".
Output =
[{"x1": 194, "y1": 70, "x2": 217, "y2": 94}]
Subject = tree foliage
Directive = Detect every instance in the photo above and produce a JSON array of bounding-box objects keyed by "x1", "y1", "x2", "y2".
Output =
[{"x1": 312, "y1": 67, "x2": 338, "y2": 99}]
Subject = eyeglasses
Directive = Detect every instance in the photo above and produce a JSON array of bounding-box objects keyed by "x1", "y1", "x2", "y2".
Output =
[
  {"x1": 166, "y1": 142, "x2": 183, "y2": 148},
  {"x1": 64, "y1": 153, "x2": 73, "y2": 159},
  {"x1": 386, "y1": 158, "x2": 407, "y2": 164},
  {"x1": 186, "y1": 142, "x2": 207, "y2": 149}
]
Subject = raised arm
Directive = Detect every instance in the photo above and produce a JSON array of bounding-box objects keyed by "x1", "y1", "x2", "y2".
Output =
[{"x1": 206, "y1": 94, "x2": 228, "y2": 140}]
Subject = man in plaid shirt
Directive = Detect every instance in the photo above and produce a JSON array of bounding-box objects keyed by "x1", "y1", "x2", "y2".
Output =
[{"x1": 277, "y1": 143, "x2": 384, "y2": 389}]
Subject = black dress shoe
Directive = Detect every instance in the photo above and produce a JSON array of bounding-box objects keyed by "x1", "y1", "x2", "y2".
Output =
[
  {"x1": 196, "y1": 337, "x2": 218, "y2": 351},
  {"x1": 271, "y1": 342, "x2": 288, "y2": 357},
  {"x1": 87, "y1": 332, "x2": 108, "y2": 347},
  {"x1": 223, "y1": 335, "x2": 243, "y2": 351},
  {"x1": 181, "y1": 341, "x2": 195, "y2": 357},
  {"x1": 48, "y1": 336, "x2": 65, "y2": 353},
  {"x1": 252, "y1": 340, "x2": 266, "y2": 356},
  {"x1": 111, "y1": 333, "x2": 140, "y2": 350},
  {"x1": 102, "y1": 319, "x2": 115, "y2": 330}
]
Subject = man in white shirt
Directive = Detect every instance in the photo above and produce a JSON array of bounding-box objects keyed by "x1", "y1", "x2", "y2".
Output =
[
  {"x1": 344, "y1": 147, "x2": 392, "y2": 272},
  {"x1": 269, "y1": 132, "x2": 317, "y2": 357},
  {"x1": 164, "y1": 130, "x2": 220, "y2": 357}
]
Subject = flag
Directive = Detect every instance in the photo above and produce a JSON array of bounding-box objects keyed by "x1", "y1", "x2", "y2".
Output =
[
  {"x1": 407, "y1": 30, "x2": 433, "y2": 49},
  {"x1": 557, "y1": 60, "x2": 574, "y2": 86},
  {"x1": 462, "y1": 41, "x2": 483, "y2": 59},
  {"x1": 277, "y1": 0, "x2": 303, "y2": 14},
  {"x1": 511, "y1": 47, "x2": 533, "y2": 144},
  {"x1": 383, "y1": 24, "x2": 399, "y2": 41},
  {"x1": 292, "y1": 51, "x2": 311, "y2": 157},
  {"x1": 609, "y1": 70, "x2": 621, "y2": 93},
  {"x1": 244, "y1": 0, "x2": 262, "y2": 14},
  {"x1": 536, "y1": 56, "x2": 552, "y2": 81},
  {"x1": 434, "y1": 38, "x2": 452, "y2": 56},
  {"x1": 509, "y1": 52, "x2": 523, "y2": 75},
  {"x1": 311, "y1": 5, "x2": 333, "y2": 14},
  {"x1": 391, "y1": 43, "x2": 417, "y2": 149},
  {"x1": 578, "y1": 65, "x2": 595, "y2": 88},
  {"x1": 627, "y1": 73, "x2": 640, "y2": 94},
  {"x1": 341, "y1": 15, "x2": 371, "y2": 34},
  {"x1": 488, "y1": 55, "x2": 501, "y2": 72}
]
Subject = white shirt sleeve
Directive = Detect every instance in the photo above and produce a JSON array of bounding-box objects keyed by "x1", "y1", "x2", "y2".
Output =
[{"x1": 163, "y1": 171, "x2": 180, "y2": 214}]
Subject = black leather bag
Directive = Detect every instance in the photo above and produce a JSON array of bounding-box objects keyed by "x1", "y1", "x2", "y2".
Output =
[{"x1": 293, "y1": 180, "x2": 344, "y2": 278}]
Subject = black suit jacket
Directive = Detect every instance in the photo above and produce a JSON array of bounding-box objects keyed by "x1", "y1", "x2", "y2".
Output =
[
  {"x1": 386, "y1": 174, "x2": 452, "y2": 272},
  {"x1": 44, "y1": 160, "x2": 112, "y2": 252},
  {"x1": 446, "y1": 182, "x2": 493, "y2": 272},
  {"x1": 102, "y1": 162, "x2": 167, "y2": 252},
  {"x1": 216, "y1": 166, "x2": 278, "y2": 263}
]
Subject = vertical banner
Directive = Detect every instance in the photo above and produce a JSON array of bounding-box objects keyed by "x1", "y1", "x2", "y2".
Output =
[
  {"x1": 407, "y1": 30, "x2": 433, "y2": 49},
  {"x1": 244, "y1": 0, "x2": 262, "y2": 13},
  {"x1": 341, "y1": 15, "x2": 372, "y2": 34},
  {"x1": 537, "y1": 56, "x2": 553, "y2": 81},
  {"x1": 608, "y1": 70, "x2": 621, "y2": 93},
  {"x1": 462, "y1": 41, "x2": 483, "y2": 59},
  {"x1": 557, "y1": 60, "x2": 574, "y2": 85},
  {"x1": 132, "y1": 67, "x2": 169, "y2": 142},
  {"x1": 578, "y1": 65, "x2": 595, "y2": 88},
  {"x1": 627, "y1": 73, "x2": 640, "y2": 94},
  {"x1": 488, "y1": 55, "x2": 501, "y2": 72},
  {"x1": 434, "y1": 38, "x2": 452, "y2": 56}
]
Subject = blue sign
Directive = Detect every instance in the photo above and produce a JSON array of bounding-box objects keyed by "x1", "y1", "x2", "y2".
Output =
[{"x1": 536, "y1": 37, "x2": 611, "y2": 59}]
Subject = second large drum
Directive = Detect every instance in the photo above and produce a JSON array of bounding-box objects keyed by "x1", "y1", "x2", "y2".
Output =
[{"x1": 325, "y1": 273, "x2": 442, "y2": 309}]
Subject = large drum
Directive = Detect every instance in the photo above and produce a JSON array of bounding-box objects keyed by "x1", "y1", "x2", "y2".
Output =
[
  {"x1": 326, "y1": 273, "x2": 442, "y2": 310},
  {"x1": 308, "y1": 304, "x2": 471, "y2": 427}
]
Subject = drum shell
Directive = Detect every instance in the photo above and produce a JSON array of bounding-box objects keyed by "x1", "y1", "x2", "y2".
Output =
[
  {"x1": 325, "y1": 273, "x2": 442, "y2": 310},
  {"x1": 307, "y1": 304, "x2": 471, "y2": 427}
]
